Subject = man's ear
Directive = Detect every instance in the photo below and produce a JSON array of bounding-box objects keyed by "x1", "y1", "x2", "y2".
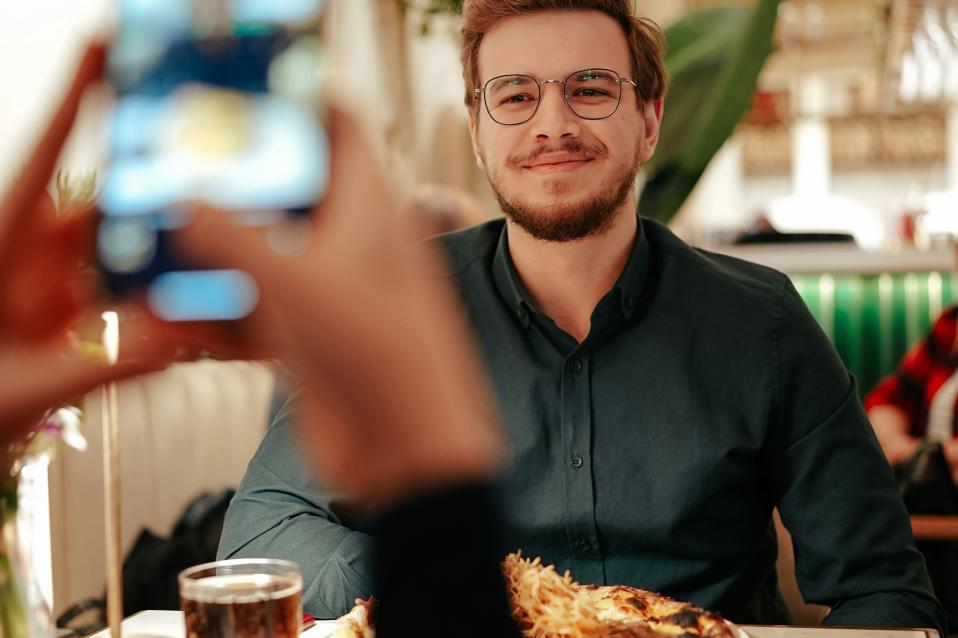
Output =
[
  {"x1": 468, "y1": 111, "x2": 485, "y2": 171},
  {"x1": 639, "y1": 98, "x2": 664, "y2": 161}
]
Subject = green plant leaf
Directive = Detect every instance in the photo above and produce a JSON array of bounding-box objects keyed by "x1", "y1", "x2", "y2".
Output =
[{"x1": 638, "y1": 0, "x2": 780, "y2": 224}]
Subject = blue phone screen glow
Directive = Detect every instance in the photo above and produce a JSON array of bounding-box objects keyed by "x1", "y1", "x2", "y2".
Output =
[{"x1": 98, "y1": 0, "x2": 327, "y2": 320}]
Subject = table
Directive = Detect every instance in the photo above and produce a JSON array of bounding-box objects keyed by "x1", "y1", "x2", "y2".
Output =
[
  {"x1": 89, "y1": 610, "x2": 338, "y2": 638},
  {"x1": 91, "y1": 610, "x2": 940, "y2": 638}
]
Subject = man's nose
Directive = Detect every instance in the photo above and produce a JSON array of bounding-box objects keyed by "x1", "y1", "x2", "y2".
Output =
[{"x1": 530, "y1": 81, "x2": 580, "y2": 140}]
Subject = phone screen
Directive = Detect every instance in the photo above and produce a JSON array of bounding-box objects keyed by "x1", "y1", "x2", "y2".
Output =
[{"x1": 98, "y1": 0, "x2": 328, "y2": 321}]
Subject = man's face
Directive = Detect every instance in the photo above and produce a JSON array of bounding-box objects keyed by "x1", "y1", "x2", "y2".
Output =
[{"x1": 469, "y1": 10, "x2": 662, "y2": 243}]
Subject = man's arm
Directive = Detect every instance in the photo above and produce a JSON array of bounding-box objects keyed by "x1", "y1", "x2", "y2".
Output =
[
  {"x1": 768, "y1": 282, "x2": 945, "y2": 634},
  {"x1": 217, "y1": 400, "x2": 375, "y2": 618}
]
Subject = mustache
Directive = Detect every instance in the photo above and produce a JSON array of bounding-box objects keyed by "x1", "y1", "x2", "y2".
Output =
[{"x1": 507, "y1": 138, "x2": 610, "y2": 168}]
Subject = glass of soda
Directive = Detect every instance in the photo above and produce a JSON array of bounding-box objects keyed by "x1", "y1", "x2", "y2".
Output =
[{"x1": 179, "y1": 558, "x2": 302, "y2": 638}]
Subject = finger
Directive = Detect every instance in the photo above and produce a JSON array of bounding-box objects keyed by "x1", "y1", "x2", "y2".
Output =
[
  {"x1": 314, "y1": 104, "x2": 398, "y2": 228},
  {"x1": 0, "y1": 334, "x2": 174, "y2": 436},
  {"x1": 121, "y1": 284, "x2": 281, "y2": 361},
  {"x1": 143, "y1": 316, "x2": 279, "y2": 361},
  {"x1": 0, "y1": 202, "x2": 97, "y2": 340},
  {"x1": 172, "y1": 208, "x2": 286, "y2": 285},
  {"x1": 0, "y1": 44, "x2": 105, "y2": 254},
  {"x1": 54, "y1": 204, "x2": 98, "y2": 264}
]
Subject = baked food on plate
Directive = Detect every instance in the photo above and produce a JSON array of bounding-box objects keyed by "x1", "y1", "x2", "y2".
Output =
[
  {"x1": 504, "y1": 552, "x2": 735, "y2": 638},
  {"x1": 331, "y1": 552, "x2": 737, "y2": 638}
]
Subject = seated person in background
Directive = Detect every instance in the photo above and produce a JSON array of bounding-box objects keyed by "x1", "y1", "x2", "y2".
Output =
[
  {"x1": 866, "y1": 306, "x2": 958, "y2": 480},
  {"x1": 218, "y1": 0, "x2": 946, "y2": 632}
]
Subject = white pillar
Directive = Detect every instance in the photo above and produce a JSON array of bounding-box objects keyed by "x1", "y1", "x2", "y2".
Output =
[
  {"x1": 791, "y1": 74, "x2": 830, "y2": 198},
  {"x1": 672, "y1": 138, "x2": 746, "y2": 236},
  {"x1": 947, "y1": 103, "x2": 958, "y2": 191}
]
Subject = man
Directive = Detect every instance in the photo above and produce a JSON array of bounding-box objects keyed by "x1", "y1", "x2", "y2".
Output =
[{"x1": 219, "y1": 0, "x2": 946, "y2": 631}]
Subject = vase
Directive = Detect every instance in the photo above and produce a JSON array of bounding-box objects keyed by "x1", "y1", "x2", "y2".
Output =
[{"x1": 0, "y1": 459, "x2": 54, "y2": 638}]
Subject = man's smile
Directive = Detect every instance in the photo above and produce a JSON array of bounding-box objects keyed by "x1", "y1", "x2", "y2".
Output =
[{"x1": 522, "y1": 152, "x2": 594, "y2": 173}]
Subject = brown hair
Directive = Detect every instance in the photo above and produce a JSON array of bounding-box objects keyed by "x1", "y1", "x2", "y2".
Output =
[{"x1": 460, "y1": 0, "x2": 668, "y2": 111}]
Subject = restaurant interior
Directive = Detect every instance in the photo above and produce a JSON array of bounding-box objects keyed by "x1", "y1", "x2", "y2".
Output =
[{"x1": 1, "y1": 0, "x2": 957, "y2": 636}]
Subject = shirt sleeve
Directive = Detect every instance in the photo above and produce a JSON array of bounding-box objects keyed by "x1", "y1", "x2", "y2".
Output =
[
  {"x1": 768, "y1": 281, "x2": 946, "y2": 634},
  {"x1": 216, "y1": 399, "x2": 375, "y2": 619}
]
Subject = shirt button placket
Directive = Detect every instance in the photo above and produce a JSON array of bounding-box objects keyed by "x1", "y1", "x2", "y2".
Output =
[{"x1": 562, "y1": 354, "x2": 601, "y2": 579}]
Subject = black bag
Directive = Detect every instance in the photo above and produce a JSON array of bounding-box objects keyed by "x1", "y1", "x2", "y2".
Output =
[
  {"x1": 894, "y1": 441, "x2": 958, "y2": 634},
  {"x1": 895, "y1": 440, "x2": 958, "y2": 515},
  {"x1": 57, "y1": 489, "x2": 234, "y2": 635}
]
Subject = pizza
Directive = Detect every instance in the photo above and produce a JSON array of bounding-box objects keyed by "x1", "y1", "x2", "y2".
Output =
[
  {"x1": 503, "y1": 552, "x2": 736, "y2": 638},
  {"x1": 331, "y1": 552, "x2": 737, "y2": 638},
  {"x1": 581, "y1": 585, "x2": 733, "y2": 638}
]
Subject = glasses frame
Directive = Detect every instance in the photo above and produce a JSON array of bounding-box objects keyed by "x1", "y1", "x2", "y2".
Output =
[{"x1": 474, "y1": 67, "x2": 639, "y2": 126}]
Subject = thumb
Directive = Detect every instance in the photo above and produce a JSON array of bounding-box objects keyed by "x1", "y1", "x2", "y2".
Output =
[{"x1": 172, "y1": 208, "x2": 287, "y2": 287}]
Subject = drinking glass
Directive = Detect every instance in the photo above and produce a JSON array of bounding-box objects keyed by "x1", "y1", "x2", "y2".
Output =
[{"x1": 179, "y1": 558, "x2": 302, "y2": 638}]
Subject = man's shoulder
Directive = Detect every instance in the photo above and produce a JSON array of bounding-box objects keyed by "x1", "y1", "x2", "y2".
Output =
[
  {"x1": 642, "y1": 217, "x2": 790, "y2": 302},
  {"x1": 431, "y1": 217, "x2": 505, "y2": 276}
]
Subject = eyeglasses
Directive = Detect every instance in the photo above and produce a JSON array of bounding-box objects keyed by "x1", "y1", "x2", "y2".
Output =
[{"x1": 474, "y1": 68, "x2": 638, "y2": 126}]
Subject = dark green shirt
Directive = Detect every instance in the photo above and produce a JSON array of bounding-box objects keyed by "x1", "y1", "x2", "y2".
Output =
[{"x1": 218, "y1": 217, "x2": 944, "y2": 632}]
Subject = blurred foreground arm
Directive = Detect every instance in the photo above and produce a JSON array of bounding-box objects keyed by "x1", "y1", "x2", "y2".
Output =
[{"x1": 174, "y1": 108, "x2": 518, "y2": 637}]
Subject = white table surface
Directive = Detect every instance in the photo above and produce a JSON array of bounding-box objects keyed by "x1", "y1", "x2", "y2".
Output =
[
  {"x1": 89, "y1": 610, "x2": 940, "y2": 638},
  {"x1": 89, "y1": 609, "x2": 338, "y2": 637}
]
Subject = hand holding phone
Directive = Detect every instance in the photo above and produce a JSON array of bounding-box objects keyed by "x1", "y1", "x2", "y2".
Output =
[
  {"x1": 169, "y1": 107, "x2": 505, "y2": 508},
  {"x1": 98, "y1": 0, "x2": 329, "y2": 321}
]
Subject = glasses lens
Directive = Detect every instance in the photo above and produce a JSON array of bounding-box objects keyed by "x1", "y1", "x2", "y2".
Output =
[
  {"x1": 565, "y1": 69, "x2": 621, "y2": 119},
  {"x1": 484, "y1": 75, "x2": 539, "y2": 125}
]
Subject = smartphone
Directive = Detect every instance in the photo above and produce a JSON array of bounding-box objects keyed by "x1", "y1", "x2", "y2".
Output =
[{"x1": 97, "y1": 0, "x2": 328, "y2": 321}]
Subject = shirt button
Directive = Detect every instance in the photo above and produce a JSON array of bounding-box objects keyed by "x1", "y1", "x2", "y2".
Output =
[
  {"x1": 568, "y1": 360, "x2": 583, "y2": 373},
  {"x1": 624, "y1": 295, "x2": 635, "y2": 308},
  {"x1": 569, "y1": 454, "x2": 584, "y2": 469},
  {"x1": 516, "y1": 308, "x2": 526, "y2": 320},
  {"x1": 576, "y1": 539, "x2": 592, "y2": 552}
]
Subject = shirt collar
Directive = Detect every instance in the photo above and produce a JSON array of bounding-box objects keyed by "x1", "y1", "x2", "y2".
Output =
[
  {"x1": 491, "y1": 216, "x2": 652, "y2": 327},
  {"x1": 492, "y1": 227, "x2": 534, "y2": 328},
  {"x1": 615, "y1": 216, "x2": 652, "y2": 320}
]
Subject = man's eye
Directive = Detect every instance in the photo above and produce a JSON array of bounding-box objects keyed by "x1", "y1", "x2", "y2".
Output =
[
  {"x1": 501, "y1": 93, "x2": 535, "y2": 105},
  {"x1": 573, "y1": 88, "x2": 611, "y2": 98}
]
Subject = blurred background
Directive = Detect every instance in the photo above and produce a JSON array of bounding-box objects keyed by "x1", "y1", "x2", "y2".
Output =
[{"x1": 1, "y1": 0, "x2": 956, "y2": 629}]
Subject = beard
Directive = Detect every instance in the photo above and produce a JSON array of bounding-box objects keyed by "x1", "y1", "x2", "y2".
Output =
[{"x1": 485, "y1": 137, "x2": 642, "y2": 243}]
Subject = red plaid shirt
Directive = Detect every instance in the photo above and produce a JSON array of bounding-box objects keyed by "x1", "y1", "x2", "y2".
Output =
[{"x1": 864, "y1": 306, "x2": 958, "y2": 438}]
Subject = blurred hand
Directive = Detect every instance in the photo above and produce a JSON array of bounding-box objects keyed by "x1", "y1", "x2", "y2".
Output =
[
  {"x1": 867, "y1": 405, "x2": 919, "y2": 465},
  {"x1": 0, "y1": 45, "x2": 175, "y2": 447},
  {"x1": 943, "y1": 438, "x2": 958, "y2": 483},
  {"x1": 174, "y1": 107, "x2": 504, "y2": 508}
]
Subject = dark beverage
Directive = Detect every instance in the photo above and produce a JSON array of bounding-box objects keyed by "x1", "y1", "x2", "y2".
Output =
[{"x1": 180, "y1": 561, "x2": 302, "y2": 638}]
